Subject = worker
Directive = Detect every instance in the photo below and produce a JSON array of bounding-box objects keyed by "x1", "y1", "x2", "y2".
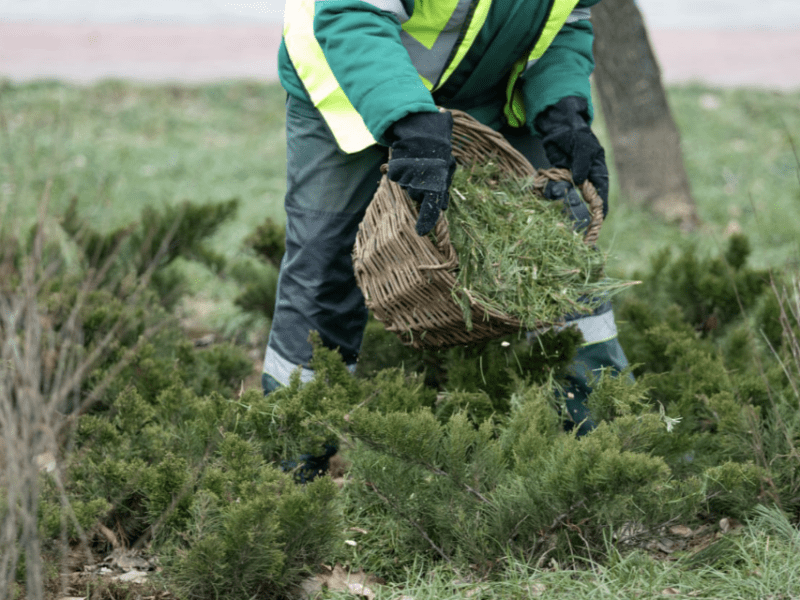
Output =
[{"x1": 265, "y1": 0, "x2": 631, "y2": 466}]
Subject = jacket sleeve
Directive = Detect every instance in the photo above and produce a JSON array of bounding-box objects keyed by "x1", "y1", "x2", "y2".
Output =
[
  {"x1": 521, "y1": 0, "x2": 600, "y2": 132},
  {"x1": 314, "y1": 0, "x2": 438, "y2": 145}
]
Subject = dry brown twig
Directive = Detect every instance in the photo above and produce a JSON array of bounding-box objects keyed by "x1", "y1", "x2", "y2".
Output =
[{"x1": 0, "y1": 184, "x2": 185, "y2": 600}]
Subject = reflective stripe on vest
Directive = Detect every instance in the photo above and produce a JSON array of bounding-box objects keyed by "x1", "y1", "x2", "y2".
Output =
[
  {"x1": 284, "y1": 0, "x2": 375, "y2": 153},
  {"x1": 284, "y1": 0, "x2": 491, "y2": 153},
  {"x1": 400, "y1": 0, "x2": 475, "y2": 89},
  {"x1": 400, "y1": 0, "x2": 492, "y2": 91},
  {"x1": 504, "y1": 1, "x2": 586, "y2": 128}
]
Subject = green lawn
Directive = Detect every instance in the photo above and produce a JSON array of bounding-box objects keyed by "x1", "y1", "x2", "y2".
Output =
[
  {"x1": 0, "y1": 80, "x2": 286, "y2": 258},
  {"x1": 2, "y1": 79, "x2": 799, "y2": 281},
  {"x1": 3, "y1": 77, "x2": 800, "y2": 599},
  {"x1": 594, "y1": 85, "x2": 800, "y2": 276}
]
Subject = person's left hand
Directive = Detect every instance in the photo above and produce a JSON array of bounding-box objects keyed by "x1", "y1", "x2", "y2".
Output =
[{"x1": 535, "y1": 96, "x2": 609, "y2": 218}]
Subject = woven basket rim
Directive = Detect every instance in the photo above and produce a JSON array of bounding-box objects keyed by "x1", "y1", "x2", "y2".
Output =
[{"x1": 352, "y1": 108, "x2": 604, "y2": 349}]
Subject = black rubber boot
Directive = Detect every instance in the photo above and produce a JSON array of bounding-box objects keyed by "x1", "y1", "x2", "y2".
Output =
[
  {"x1": 262, "y1": 372, "x2": 283, "y2": 396},
  {"x1": 263, "y1": 372, "x2": 338, "y2": 482},
  {"x1": 560, "y1": 336, "x2": 632, "y2": 436},
  {"x1": 280, "y1": 443, "x2": 339, "y2": 484}
]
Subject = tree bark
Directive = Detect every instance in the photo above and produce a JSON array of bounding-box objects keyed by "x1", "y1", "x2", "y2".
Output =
[{"x1": 592, "y1": 0, "x2": 699, "y2": 230}]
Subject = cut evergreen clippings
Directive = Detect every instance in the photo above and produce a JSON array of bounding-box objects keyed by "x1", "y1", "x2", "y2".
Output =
[{"x1": 445, "y1": 162, "x2": 636, "y2": 331}]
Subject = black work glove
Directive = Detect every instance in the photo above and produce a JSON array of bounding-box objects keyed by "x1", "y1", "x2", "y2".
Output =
[
  {"x1": 386, "y1": 110, "x2": 456, "y2": 236},
  {"x1": 535, "y1": 96, "x2": 609, "y2": 217},
  {"x1": 542, "y1": 179, "x2": 593, "y2": 232}
]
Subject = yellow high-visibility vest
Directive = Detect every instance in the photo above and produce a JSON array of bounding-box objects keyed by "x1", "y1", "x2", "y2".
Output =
[
  {"x1": 504, "y1": 1, "x2": 584, "y2": 127},
  {"x1": 284, "y1": 0, "x2": 582, "y2": 153}
]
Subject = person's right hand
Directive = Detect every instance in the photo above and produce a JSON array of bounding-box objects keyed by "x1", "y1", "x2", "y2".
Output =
[
  {"x1": 386, "y1": 111, "x2": 456, "y2": 236},
  {"x1": 542, "y1": 179, "x2": 593, "y2": 232}
]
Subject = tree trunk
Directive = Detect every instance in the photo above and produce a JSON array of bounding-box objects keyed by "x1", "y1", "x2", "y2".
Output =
[{"x1": 592, "y1": 0, "x2": 699, "y2": 230}]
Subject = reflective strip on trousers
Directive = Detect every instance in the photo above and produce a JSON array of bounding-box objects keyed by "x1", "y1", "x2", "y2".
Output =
[
  {"x1": 264, "y1": 345, "x2": 357, "y2": 387},
  {"x1": 567, "y1": 309, "x2": 619, "y2": 346}
]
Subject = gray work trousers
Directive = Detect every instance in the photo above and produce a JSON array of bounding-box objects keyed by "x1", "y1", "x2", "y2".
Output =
[{"x1": 263, "y1": 95, "x2": 629, "y2": 422}]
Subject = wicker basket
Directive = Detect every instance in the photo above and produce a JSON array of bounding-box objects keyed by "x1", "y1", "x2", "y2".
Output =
[{"x1": 352, "y1": 108, "x2": 603, "y2": 350}]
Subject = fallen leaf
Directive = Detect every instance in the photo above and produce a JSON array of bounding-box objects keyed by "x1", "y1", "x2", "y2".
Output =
[
  {"x1": 348, "y1": 527, "x2": 369, "y2": 534},
  {"x1": 661, "y1": 587, "x2": 680, "y2": 595},
  {"x1": 647, "y1": 537, "x2": 683, "y2": 554},
  {"x1": 464, "y1": 585, "x2": 489, "y2": 598},
  {"x1": 35, "y1": 452, "x2": 57, "y2": 473},
  {"x1": 527, "y1": 582, "x2": 547, "y2": 596},
  {"x1": 719, "y1": 518, "x2": 741, "y2": 533},
  {"x1": 319, "y1": 564, "x2": 383, "y2": 597},
  {"x1": 616, "y1": 522, "x2": 647, "y2": 541},
  {"x1": 669, "y1": 525, "x2": 693, "y2": 538},
  {"x1": 298, "y1": 575, "x2": 324, "y2": 599},
  {"x1": 113, "y1": 570, "x2": 149, "y2": 584},
  {"x1": 348, "y1": 582, "x2": 376, "y2": 599}
]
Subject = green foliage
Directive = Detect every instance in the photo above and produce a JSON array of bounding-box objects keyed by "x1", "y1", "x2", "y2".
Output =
[
  {"x1": 622, "y1": 235, "x2": 770, "y2": 339},
  {"x1": 61, "y1": 196, "x2": 238, "y2": 309},
  {"x1": 243, "y1": 217, "x2": 286, "y2": 268},
  {"x1": 38, "y1": 495, "x2": 111, "y2": 541},
  {"x1": 443, "y1": 328, "x2": 581, "y2": 401},
  {"x1": 357, "y1": 314, "x2": 582, "y2": 413},
  {"x1": 41, "y1": 334, "x2": 342, "y2": 599},
  {"x1": 230, "y1": 217, "x2": 286, "y2": 320},
  {"x1": 701, "y1": 461, "x2": 764, "y2": 520},
  {"x1": 261, "y1": 333, "x2": 366, "y2": 461},
  {"x1": 447, "y1": 163, "x2": 634, "y2": 329},
  {"x1": 167, "y1": 466, "x2": 338, "y2": 600},
  {"x1": 2, "y1": 206, "x2": 339, "y2": 600},
  {"x1": 230, "y1": 257, "x2": 279, "y2": 319},
  {"x1": 330, "y1": 379, "x2": 696, "y2": 575}
]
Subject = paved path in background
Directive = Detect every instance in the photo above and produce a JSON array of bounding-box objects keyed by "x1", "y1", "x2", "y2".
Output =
[{"x1": 1, "y1": 22, "x2": 799, "y2": 90}]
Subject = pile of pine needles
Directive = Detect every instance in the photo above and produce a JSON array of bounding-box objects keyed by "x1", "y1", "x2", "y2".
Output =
[{"x1": 446, "y1": 162, "x2": 636, "y2": 330}]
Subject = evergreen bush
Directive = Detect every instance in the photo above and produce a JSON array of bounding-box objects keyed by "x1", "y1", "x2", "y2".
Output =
[
  {"x1": 8, "y1": 191, "x2": 800, "y2": 599},
  {"x1": 231, "y1": 217, "x2": 286, "y2": 321},
  {"x1": 257, "y1": 234, "x2": 800, "y2": 579},
  {"x1": 1, "y1": 201, "x2": 342, "y2": 600}
]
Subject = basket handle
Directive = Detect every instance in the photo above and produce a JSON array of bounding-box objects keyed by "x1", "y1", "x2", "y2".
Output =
[
  {"x1": 379, "y1": 163, "x2": 459, "y2": 272},
  {"x1": 530, "y1": 168, "x2": 604, "y2": 246}
]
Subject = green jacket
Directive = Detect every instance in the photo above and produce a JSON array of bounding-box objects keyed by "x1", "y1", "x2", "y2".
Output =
[{"x1": 279, "y1": 0, "x2": 600, "y2": 150}]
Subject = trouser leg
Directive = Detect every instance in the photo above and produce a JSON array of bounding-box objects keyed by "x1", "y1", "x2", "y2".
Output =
[
  {"x1": 263, "y1": 96, "x2": 386, "y2": 390},
  {"x1": 500, "y1": 125, "x2": 632, "y2": 435},
  {"x1": 559, "y1": 303, "x2": 632, "y2": 435}
]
